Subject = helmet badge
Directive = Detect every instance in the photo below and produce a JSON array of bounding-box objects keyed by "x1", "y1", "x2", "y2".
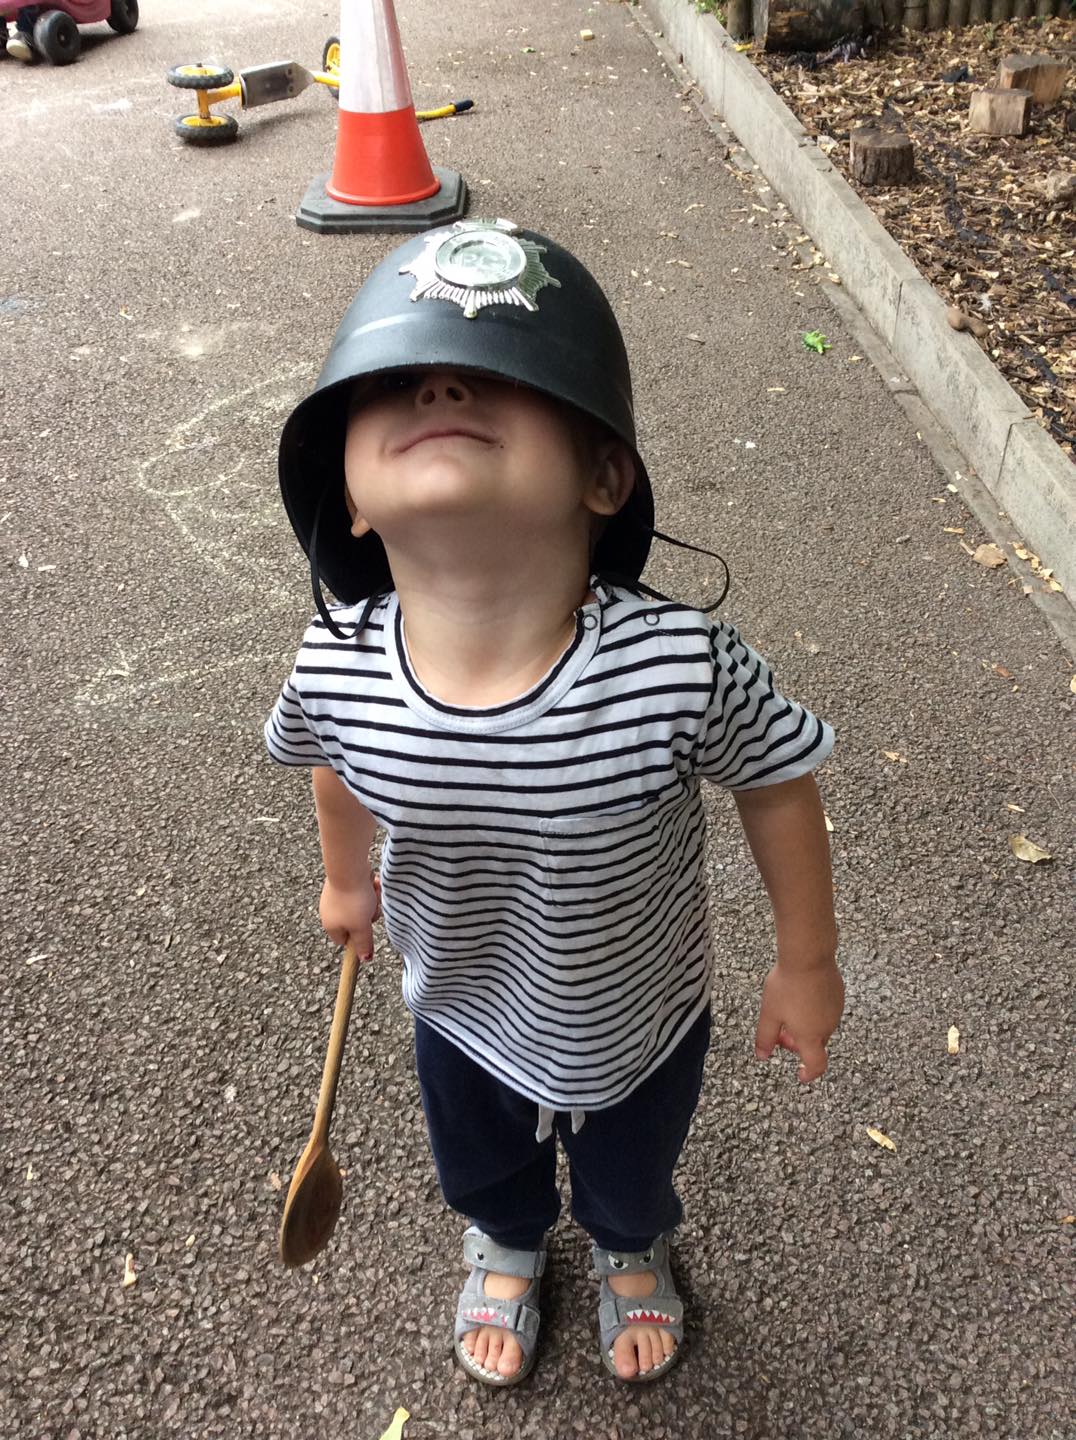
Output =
[{"x1": 400, "y1": 218, "x2": 561, "y2": 320}]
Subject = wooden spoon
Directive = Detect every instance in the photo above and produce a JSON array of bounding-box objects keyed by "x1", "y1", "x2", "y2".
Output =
[{"x1": 278, "y1": 941, "x2": 360, "y2": 1267}]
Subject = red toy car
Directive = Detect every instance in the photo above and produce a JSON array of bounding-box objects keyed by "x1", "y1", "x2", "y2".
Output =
[{"x1": 1, "y1": 1, "x2": 138, "y2": 66}]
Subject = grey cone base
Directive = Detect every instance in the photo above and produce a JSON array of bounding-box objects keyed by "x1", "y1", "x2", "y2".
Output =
[{"x1": 296, "y1": 166, "x2": 468, "y2": 235}]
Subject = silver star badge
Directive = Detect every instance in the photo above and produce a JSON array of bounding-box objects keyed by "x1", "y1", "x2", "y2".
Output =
[{"x1": 400, "y1": 218, "x2": 561, "y2": 320}]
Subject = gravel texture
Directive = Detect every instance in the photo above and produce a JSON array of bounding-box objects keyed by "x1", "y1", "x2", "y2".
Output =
[{"x1": 1, "y1": 1, "x2": 1072, "y2": 1437}]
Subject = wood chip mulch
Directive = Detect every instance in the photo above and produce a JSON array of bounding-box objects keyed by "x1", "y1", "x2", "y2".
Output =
[{"x1": 753, "y1": 16, "x2": 1076, "y2": 458}]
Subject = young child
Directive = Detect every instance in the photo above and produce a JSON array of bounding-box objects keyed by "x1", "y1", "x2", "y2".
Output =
[{"x1": 266, "y1": 219, "x2": 843, "y2": 1387}]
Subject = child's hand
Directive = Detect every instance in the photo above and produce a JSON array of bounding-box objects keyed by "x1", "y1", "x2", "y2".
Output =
[
  {"x1": 754, "y1": 960, "x2": 844, "y2": 1083},
  {"x1": 319, "y1": 874, "x2": 381, "y2": 960}
]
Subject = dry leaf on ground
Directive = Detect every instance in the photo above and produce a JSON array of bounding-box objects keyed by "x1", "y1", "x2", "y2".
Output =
[
  {"x1": 1008, "y1": 834, "x2": 1053, "y2": 863},
  {"x1": 122, "y1": 1253, "x2": 137, "y2": 1287},
  {"x1": 947, "y1": 1025, "x2": 960, "y2": 1055},
  {"x1": 973, "y1": 543, "x2": 1006, "y2": 569},
  {"x1": 866, "y1": 1126, "x2": 896, "y2": 1151}
]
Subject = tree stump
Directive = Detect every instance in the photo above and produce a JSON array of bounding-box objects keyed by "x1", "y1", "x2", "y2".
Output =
[
  {"x1": 927, "y1": 0, "x2": 948, "y2": 26},
  {"x1": 947, "y1": 0, "x2": 970, "y2": 26},
  {"x1": 990, "y1": 0, "x2": 1013, "y2": 19},
  {"x1": 849, "y1": 126, "x2": 914, "y2": 185},
  {"x1": 967, "y1": 0, "x2": 989, "y2": 20},
  {"x1": 903, "y1": 1, "x2": 927, "y2": 27},
  {"x1": 752, "y1": 0, "x2": 865, "y2": 50},
  {"x1": 996, "y1": 55, "x2": 1069, "y2": 107},
  {"x1": 725, "y1": 0, "x2": 752, "y2": 37},
  {"x1": 968, "y1": 87, "x2": 1032, "y2": 136}
]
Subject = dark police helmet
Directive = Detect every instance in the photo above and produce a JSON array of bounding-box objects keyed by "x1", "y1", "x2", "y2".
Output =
[{"x1": 277, "y1": 219, "x2": 656, "y2": 608}]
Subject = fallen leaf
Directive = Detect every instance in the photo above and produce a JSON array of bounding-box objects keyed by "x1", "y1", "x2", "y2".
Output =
[
  {"x1": 1070, "y1": 676, "x2": 1076, "y2": 695},
  {"x1": 377, "y1": 1408, "x2": 411, "y2": 1440},
  {"x1": 268, "y1": 1171, "x2": 282, "y2": 1191},
  {"x1": 185, "y1": 1234, "x2": 196, "y2": 1247},
  {"x1": 766, "y1": 386, "x2": 787, "y2": 393},
  {"x1": 942, "y1": 526, "x2": 965, "y2": 534},
  {"x1": 972, "y1": 543, "x2": 1006, "y2": 569},
  {"x1": 883, "y1": 751, "x2": 908, "y2": 764},
  {"x1": 947, "y1": 1025, "x2": 960, "y2": 1055},
  {"x1": 1012, "y1": 544, "x2": 1032, "y2": 561},
  {"x1": 1005, "y1": 802, "x2": 1025, "y2": 813},
  {"x1": 1062, "y1": 1216, "x2": 1076, "y2": 1225},
  {"x1": 1008, "y1": 835, "x2": 1052, "y2": 864},
  {"x1": 122, "y1": 1253, "x2": 137, "y2": 1287},
  {"x1": 26, "y1": 1163, "x2": 33, "y2": 1182},
  {"x1": 866, "y1": 1126, "x2": 896, "y2": 1152},
  {"x1": 992, "y1": 664, "x2": 1013, "y2": 680},
  {"x1": 823, "y1": 812, "x2": 834, "y2": 832},
  {"x1": 686, "y1": 332, "x2": 705, "y2": 344}
]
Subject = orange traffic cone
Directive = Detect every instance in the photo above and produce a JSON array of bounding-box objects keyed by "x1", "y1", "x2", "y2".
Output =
[{"x1": 297, "y1": 0, "x2": 468, "y2": 234}]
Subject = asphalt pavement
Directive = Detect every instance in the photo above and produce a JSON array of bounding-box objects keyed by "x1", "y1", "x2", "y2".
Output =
[{"x1": 1, "y1": 1, "x2": 1073, "y2": 1436}]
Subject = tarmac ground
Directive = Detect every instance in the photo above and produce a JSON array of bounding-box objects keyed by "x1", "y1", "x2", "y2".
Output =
[{"x1": 1, "y1": 1, "x2": 1073, "y2": 1437}]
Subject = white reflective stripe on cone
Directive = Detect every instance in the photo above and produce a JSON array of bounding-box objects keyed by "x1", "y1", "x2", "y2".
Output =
[{"x1": 338, "y1": 0, "x2": 414, "y2": 115}]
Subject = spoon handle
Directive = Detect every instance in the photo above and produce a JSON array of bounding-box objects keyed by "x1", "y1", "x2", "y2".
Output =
[{"x1": 311, "y1": 941, "x2": 360, "y2": 1145}]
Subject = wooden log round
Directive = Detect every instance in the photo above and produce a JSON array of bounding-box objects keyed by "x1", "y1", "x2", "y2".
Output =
[
  {"x1": 997, "y1": 54, "x2": 1069, "y2": 106},
  {"x1": 903, "y1": 0, "x2": 927, "y2": 26},
  {"x1": 968, "y1": 86, "x2": 1032, "y2": 135},
  {"x1": 1012, "y1": 0, "x2": 1033, "y2": 15},
  {"x1": 927, "y1": 0, "x2": 948, "y2": 25},
  {"x1": 990, "y1": 0, "x2": 1013, "y2": 18},
  {"x1": 882, "y1": 0, "x2": 904, "y2": 24},
  {"x1": 967, "y1": 0, "x2": 989, "y2": 20},
  {"x1": 849, "y1": 126, "x2": 915, "y2": 184},
  {"x1": 948, "y1": 0, "x2": 970, "y2": 25},
  {"x1": 1034, "y1": 0, "x2": 1054, "y2": 15}
]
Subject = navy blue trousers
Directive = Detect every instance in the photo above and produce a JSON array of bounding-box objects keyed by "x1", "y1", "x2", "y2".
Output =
[{"x1": 415, "y1": 1008, "x2": 711, "y2": 1253}]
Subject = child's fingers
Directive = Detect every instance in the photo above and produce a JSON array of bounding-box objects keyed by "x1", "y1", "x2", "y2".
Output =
[
  {"x1": 754, "y1": 1010, "x2": 783, "y2": 1060},
  {"x1": 795, "y1": 1036, "x2": 829, "y2": 1083}
]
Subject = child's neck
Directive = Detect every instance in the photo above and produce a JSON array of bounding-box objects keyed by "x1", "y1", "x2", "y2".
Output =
[{"x1": 389, "y1": 554, "x2": 593, "y2": 708}]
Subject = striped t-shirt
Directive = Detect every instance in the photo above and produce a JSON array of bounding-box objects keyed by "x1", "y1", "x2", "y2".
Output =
[{"x1": 265, "y1": 582, "x2": 833, "y2": 1110}]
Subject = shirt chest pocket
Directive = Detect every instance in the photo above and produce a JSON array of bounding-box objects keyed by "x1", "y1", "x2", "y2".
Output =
[{"x1": 537, "y1": 783, "x2": 701, "y2": 911}]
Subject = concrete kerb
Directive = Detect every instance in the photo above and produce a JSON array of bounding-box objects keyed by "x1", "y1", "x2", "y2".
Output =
[{"x1": 638, "y1": 0, "x2": 1075, "y2": 598}]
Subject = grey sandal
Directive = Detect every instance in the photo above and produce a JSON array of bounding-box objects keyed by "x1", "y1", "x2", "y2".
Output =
[
  {"x1": 593, "y1": 1232, "x2": 684, "y2": 1382},
  {"x1": 453, "y1": 1226, "x2": 547, "y2": 1387}
]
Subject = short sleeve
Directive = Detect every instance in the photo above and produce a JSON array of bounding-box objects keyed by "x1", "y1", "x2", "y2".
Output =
[
  {"x1": 696, "y1": 620, "x2": 833, "y2": 790},
  {"x1": 264, "y1": 665, "x2": 332, "y2": 768}
]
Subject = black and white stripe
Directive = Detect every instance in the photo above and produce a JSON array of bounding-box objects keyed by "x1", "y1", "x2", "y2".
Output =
[{"x1": 266, "y1": 583, "x2": 833, "y2": 1109}]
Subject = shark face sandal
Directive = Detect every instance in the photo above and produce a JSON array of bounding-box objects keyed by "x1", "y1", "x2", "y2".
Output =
[
  {"x1": 593, "y1": 1232, "x2": 684, "y2": 1382},
  {"x1": 453, "y1": 1227, "x2": 547, "y2": 1386}
]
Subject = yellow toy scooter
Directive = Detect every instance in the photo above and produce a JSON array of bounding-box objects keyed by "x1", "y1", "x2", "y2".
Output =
[{"x1": 167, "y1": 36, "x2": 472, "y2": 145}]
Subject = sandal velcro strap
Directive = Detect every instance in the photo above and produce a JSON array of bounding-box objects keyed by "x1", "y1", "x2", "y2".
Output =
[
  {"x1": 455, "y1": 1295, "x2": 541, "y2": 1346},
  {"x1": 463, "y1": 1227, "x2": 547, "y2": 1280},
  {"x1": 599, "y1": 1291, "x2": 684, "y2": 1339}
]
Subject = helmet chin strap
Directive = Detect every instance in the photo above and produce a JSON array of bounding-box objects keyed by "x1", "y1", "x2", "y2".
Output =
[
  {"x1": 597, "y1": 527, "x2": 730, "y2": 613},
  {"x1": 309, "y1": 488, "x2": 388, "y2": 641}
]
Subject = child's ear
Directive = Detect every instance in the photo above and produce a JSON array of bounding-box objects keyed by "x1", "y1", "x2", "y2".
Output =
[
  {"x1": 585, "y1": 440, "x2": 636, "y2": 517},
  {"x1": 344, "y1": 485, "x2": 373, "y2": 539}
]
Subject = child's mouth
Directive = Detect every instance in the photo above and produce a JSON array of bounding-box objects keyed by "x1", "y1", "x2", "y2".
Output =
[{"x1": 400, "y1": 427, "x2": 494, "y2": 453}]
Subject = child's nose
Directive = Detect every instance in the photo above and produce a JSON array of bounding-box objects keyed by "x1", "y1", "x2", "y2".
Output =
[{"x1": 416, "y1": 371, "x2": 473, "y2": 406}]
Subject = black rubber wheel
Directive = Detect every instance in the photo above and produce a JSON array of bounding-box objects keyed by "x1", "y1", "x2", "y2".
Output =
[
  {"x1": 174, "y1": 113, "x2": 239, "y2": 145},
  {"x1": 107, "y1": 0, "x2": 139, "y2": 35},
  {"x1": 167, "y1": 62, "x2": 234, "y2": 90},
  {"x1": 33, "y1": 11, "x2": 80, "y2": 66}
]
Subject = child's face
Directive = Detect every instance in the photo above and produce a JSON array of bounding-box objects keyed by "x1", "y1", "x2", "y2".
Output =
[{"x1": 342, "y1": 369, "x2": 633, "y2": 554}]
